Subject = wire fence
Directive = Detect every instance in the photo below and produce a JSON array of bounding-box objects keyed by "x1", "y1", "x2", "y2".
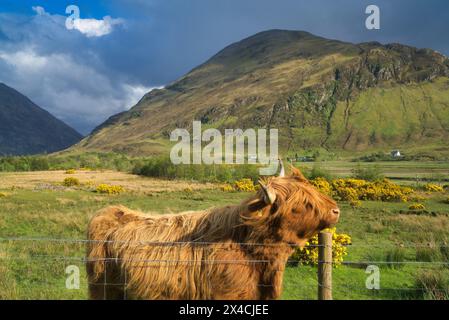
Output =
[{"x1": 1, "y1": 236, "x2": 448, "y2": 300}]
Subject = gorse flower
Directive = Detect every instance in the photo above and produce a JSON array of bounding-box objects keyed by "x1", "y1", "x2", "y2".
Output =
[
  {"x1": 409, "y1": 203, "x2": 426, "y2": 210},
  {"x1": 221, "y1": 184, "x2": 235, "y2": 192},
  {"x1": 96, "y1": 184, "x2": 125, "y2": 194},
  {"x1": 310, "y1": 177, "x2": 332, "y2": 196},
  {"x1": 62, "y1": 177, "x2": 80, "y2": 187},
  {"x1": 424, "y1": 184, "x2": 444, "y2": 193},
  {"x1": 234, "y1": 178, "x2": 256, "y2": 192},
  {"x1": 312, "y1": 178, "x2": 414, "y2": 202},
  {"x1": 291, "y1": 227, "x2": 351, "y2": 266}
]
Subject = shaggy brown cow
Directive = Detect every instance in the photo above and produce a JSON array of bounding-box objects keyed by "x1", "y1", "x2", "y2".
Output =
[{"x1": 86, "y1": 167, "x2": 340, "y2": 300}]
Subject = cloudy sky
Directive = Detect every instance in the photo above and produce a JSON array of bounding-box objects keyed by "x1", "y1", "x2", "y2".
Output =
[{"x1": 1, "y1": 0, "x2": 448, "y2": 135}]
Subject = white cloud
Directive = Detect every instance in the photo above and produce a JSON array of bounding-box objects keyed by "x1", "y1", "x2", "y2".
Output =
[
  {"x1": 0, "y1": 48, "x2": 153, "y2": 134},
  {"x1": 123, "y1": 84, "x2": 164, "y2": 107},
  {"x1": 72, "y1": 16, "x2": 125, "y2": 38},
  {"x1": 31, "y1": 6, "x2": 47, "y2": 16},
  {"x1": 0, "y1": 7, "x2": 162, "y2": 134},
  {"x1": 32, "y1": 5, "x2": 124, "y2": 38},
  {"x1": 0, "y1": 50, "x2": 47, "y2": 71}
]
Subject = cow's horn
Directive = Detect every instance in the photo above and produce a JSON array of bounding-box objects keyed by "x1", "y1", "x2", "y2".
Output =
[
  {"x1": 258, "y1": 181, "x2": 276, "y2": 204},
  {"x1": 278, "y1": 158, "x2": 285, "y2": 177}
]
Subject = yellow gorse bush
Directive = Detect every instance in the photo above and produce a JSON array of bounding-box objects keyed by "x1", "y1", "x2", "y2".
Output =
[
  {"x1": 0, "y1": 192, "x2": 7, "y2": 198},
  {"x1": 62, "y1": 177, "x2": 80, "y2": 187},
  {"x1": 291, "y1": 228, "x2": 351, "y2": 266},
  {"x1": 96, "y1": 184, "x2": 125, "y2": 195},
  {"x1": 409, "y1": 203, "x2": 426, "y2": 210},
  {"x1": 221, "y1": 184, "x2": 235, "y2": 192},
  {"x1": 310, "y1": 177, "x2": 332, "y2": 195},
  {"x1": 312, "y1": 178, "x2": 414, "y2": 202},
  {"x1": 234, "y1": 178, "x2": 256, "y2": 192},
  {"x1": 424, "y1": 183, "x2": 444, "y2": 193},
  {"x1": 65, "y1": 169, "x2": 76, "y2": 174}
]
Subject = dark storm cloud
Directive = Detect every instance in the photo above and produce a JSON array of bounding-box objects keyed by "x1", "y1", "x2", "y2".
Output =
[{"x1": 1, "y1": 1, "x2": 448, "y2": 133}]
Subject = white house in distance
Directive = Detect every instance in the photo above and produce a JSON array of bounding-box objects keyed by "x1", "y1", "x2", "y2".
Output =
[{"x1": 391, "y1": 150, "x2": 401, "y2": 158}]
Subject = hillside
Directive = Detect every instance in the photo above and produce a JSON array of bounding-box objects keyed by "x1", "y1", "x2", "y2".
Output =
[
  {"x1": 75, "y1": 30, "x2": 449, "y2": 156},
  {"x1": 0, "y1": 83, "x2": 82, "y2": 155}
]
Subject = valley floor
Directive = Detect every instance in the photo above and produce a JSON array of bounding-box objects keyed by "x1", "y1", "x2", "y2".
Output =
[{"x1": 0, "y1": 169, "x2": 448, "y2": 300}]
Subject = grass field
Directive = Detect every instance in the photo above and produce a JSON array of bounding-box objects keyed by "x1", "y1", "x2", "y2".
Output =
[
  {"x1": 1, "y1": 165, "x2": 448, "y2": 300},
  {"x1": 297, "y1": 160, "x2": 449, "y2": 184}
]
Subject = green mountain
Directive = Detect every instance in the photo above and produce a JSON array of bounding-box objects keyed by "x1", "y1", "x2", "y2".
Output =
[
  {"x1": 0, "y1": 83, "x2": 82, "y2": 155},
  {"x1": 75, "y1": 30, "x2": 449, "y2": 156}
]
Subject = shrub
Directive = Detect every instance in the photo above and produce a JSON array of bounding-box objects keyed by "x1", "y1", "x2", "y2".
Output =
[
  {"x1": 290, "y1": 228, "x2": 351, "y2": 266},
  {"x1": 62, "y1": 177, "x2": 80, "y2": 187},
  {"x1": 384, "y1": 248, "x2": 407, "y2": 269},
  {"x1": 351, "y1": 164, "x2": 384, "y2": 181},
  {"x1": 424, "y1": 183, "x2": 444, "y2": 193},
  {"x1": 0, "y1": 192, "x2": 6, "y2": 198},
  {"x1": 65, "y1": 169, "x2": 76, "y2": 174},
  {"x1": 334, "y1": 186, "x2": 359, "y2": 201},
  {"x1": 234, "y1": 178, "x2": 256, "y2": 192},
  {"x1": 0, "y1": 152, "x2": 139, "y2": 172},
  {"x1": 324, "y1": 178, "x2": 414, "y2": 202},
  {"x1": 96, "y1": 184, "x2": 125, "y2": 194},
  {"x1": 134, "y1": 156, "x2": 260, "y2": 183},
  {"x1": 416, "y1": 246, "x2": 442, "y2": 262},
  {"x1": 409, "y1": 203, "x2": 426, "y2": 210},
  {"x1": 30, "y1": 157, "x2": 50, "y2": 171},
  {"x1": 415, "y1": 270, "x2": 449, "y2": 300},
  {"x1": 354, "y1": 152, "x2": 391, "y2": 162},
  {"x1": 221, "y1": 184, "x2": 235, "y2": 192},
  {"x1": 310, "y1": 177, "x2": 332, "y2": 196}
]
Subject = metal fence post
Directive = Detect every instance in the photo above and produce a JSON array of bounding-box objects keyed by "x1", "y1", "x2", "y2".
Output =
[{"x1": 318, "y1": 231, "x2": 333, "y2": 300}]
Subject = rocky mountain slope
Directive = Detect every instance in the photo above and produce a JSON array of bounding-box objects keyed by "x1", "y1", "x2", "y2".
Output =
[
  {"x1": 75, "y1": 30, "x2": 449, "y2": 155},
  {"x1": 0, "y1": 83, "x2": 82, "y2": 155}
]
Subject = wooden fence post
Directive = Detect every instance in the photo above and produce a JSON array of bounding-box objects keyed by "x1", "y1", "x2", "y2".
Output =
[{"x1": 318, "y1": 231, "x2": 333, "y2": 300}]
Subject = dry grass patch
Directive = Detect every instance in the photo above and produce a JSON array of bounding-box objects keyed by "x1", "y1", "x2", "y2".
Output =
[
  {"x1": 0, "y1": 170, "x2": 217, "y2": 193},
  {"x1": 387, "y1": 214, "x2": 449, "y2": 237}
]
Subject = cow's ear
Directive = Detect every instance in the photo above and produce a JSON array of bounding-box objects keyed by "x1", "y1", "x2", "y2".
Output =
[
  {"x1": 258, "y1": 180, "x2": 276, "y2": 205},
  {"x1": 290, "y1": 165, "x2": 308, "y2": 182}
]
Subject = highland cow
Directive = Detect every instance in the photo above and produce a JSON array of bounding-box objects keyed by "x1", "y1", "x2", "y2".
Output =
[{"x1": 86, "y1": 166, "x2": 340, "y2": 300}]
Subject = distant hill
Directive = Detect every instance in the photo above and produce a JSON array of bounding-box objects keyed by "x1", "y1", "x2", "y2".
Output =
[
  {"x1": 74, "y1": 30, "x2": 449, "y2": 156},
  {"x1": 0, "y1": 83, "x2": 82, "y2": 156}
]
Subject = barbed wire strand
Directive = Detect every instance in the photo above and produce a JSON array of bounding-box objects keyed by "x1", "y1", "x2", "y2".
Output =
[
  {"x1": 1, "y1": 237, "x2": 449, "y2": 248},
  {"x1": 1, "y1": 254, "x2": 449, "y2": 266}
]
